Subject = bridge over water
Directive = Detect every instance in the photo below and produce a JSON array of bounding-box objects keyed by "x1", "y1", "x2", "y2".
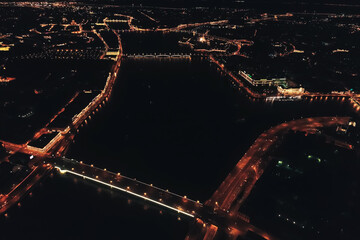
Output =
[
  {"x1": 123, "y1": 53, "x2": 201, "y2": 59},
  {"x1": 52, "y1": 157, "x2": 202, "y2": 218},
  {"x1": 51, "y1": 157, "x2": 256, "y2": 239}
]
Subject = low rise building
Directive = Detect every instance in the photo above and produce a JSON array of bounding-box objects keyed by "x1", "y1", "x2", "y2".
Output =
[
  {"x1": 277, "y1": 86, "x2": 305, "y2": 95},
  {"x1": 239, "y1": 70, "x2": 288, "y2": 88}
]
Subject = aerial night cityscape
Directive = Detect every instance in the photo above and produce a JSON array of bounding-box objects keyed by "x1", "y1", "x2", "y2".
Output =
[{"x1": 0, "y1": 0, "x2": 359, "y2": 239}]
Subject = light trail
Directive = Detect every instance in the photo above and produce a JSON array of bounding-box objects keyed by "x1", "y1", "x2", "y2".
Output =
[{"x1": 55, "y1": 167, "x2": 195, "y2": 218}]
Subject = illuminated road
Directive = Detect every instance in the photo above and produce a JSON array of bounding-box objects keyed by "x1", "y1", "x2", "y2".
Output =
[
  {"x1": 93, "y1": 29, "x2": 109, "y2": 59},
  {"x1": 44, "y1": 116, "x2": 350, "y2": 240},
  {"x1": 0, "y1": 25, "x2": 123, "y2": 214},
  {"x1": 106, "y1": 14, "x2": 360, "y2": 115},
  {"x1": 1, "y1": 12, "x2": 358, "y2": 240},
  {"x1": 1, "y1": 141, "x2": 49, "y2": 157},
  {"x1": 53, "y1": 158, "x2": 202, "y2": 218},
  {"x1": 184, "y1": 116, "x2": 350, "y2": 240},
  {"x1": 0, "y1": 163, "x2": 52, "y2": 215},
  {"x1": 42, "y1": 28, "x2": 123, "y2": 157},
  {"x1": 124, "y1": 53, "x2": 194, "y2": 59},
  {"x1": 51, "y1": 157, "x2": 269, "y2": 240},
  {"x1": 209, "y1": 55, "x2": 263, "y2": 98},
  {"x1": 156, "y1": 20, "x2": 229, "y2": 32},
  {"x1": 206, "y1": 117, "x2": 351, "y2": 213}
]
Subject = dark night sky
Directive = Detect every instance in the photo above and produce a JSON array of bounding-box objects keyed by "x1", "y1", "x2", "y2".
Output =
[
  {"x1": 12, "y1": 0, "x2": 360, "y2": 7},
  {"x1": 85, "y1": 0, "x2": 360, "y2": 6},
  {"x1": 77, "y1": 0, "x2": 360, "y2": 11}
]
